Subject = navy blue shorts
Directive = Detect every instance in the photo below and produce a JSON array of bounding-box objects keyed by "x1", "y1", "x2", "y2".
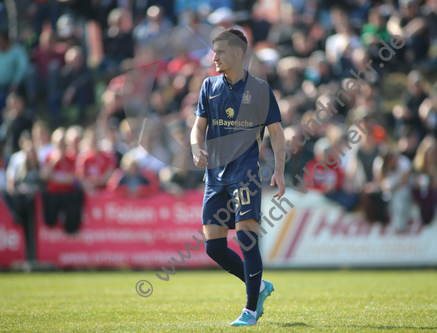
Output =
[{"x1": 202, "y1": 181, "x2": 262, "y2": 229}]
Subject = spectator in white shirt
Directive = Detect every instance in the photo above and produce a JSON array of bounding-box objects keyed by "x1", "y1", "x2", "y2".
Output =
[
  {"x1": 373, "y1": 147, "x2": 413, "y2": 232},
  {"x1": 31, "y1": 121, "x2": 54, "y2": 165},
  {"x1": 6, "y1": 131, "x2": 31, "y2": 193}
]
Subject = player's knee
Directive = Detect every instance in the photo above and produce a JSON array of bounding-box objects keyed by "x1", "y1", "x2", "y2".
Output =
[
  {"x1": 205, "y1": 237, "x2": 227, "y2": 261},
  {"x1": 236, "y1": 230, "x2": 258, "y2": 253}
]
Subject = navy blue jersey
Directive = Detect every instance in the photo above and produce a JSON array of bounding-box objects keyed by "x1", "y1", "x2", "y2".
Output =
[{"x1": 195, "y1": 70, "x2": 281, "y2": 185}]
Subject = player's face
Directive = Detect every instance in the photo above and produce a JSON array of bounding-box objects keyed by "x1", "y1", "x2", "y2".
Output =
[{"x1": 212, "y1": 40, "x2": 239, "y2": 74}]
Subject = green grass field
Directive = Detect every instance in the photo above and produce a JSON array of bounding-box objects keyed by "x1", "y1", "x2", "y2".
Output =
[{"x1": 1, "y1": 270, "x2": 436, "y2": 332}]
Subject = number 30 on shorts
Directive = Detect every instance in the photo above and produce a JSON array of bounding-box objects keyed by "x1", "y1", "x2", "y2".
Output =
[{"x1": 233, "y1": 187, "x2": 251, "y2": 209}]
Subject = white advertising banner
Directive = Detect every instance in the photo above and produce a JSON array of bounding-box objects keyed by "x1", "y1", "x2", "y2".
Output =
[{"x1": 260, "y1": 189, "x2": 437, "y2": 268}]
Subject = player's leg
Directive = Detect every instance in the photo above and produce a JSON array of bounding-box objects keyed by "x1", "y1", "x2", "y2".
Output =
[
  {"x1": 231, "y1": 182, "x2": 273, "y2": 325},
  {"x1": 230, "y1": 218, "x2": 262, "y2": 326},
  {"x1": 202, "y1": 185, "x2": 245, "y2": 282},
  {"x1": 226, "y1": 181, "x2": 262, "y2": 325},
  {"x1": 235, "y1": 219, "x2": 262, "y2": 316},
  {"x1": 241, "y1": 220, "x2": 273, "y2": 321}
]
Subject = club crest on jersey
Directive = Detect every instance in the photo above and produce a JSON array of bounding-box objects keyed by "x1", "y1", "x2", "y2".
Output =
[
  {"x1": 226, "y1": 107, "x2": 235, "y2": 118},
  {"x1": 242, "y1": 90, "x2": 252, "y2": 104}
]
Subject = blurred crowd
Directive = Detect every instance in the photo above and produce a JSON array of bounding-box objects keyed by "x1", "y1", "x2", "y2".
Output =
[{"x1": 0, "y1": 0, "x2": 437, "y2": 244}]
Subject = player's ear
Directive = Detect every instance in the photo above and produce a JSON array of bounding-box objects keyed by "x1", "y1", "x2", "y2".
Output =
[{"x1": 235, "y1": 48, "x2": 242, "y2": 59}]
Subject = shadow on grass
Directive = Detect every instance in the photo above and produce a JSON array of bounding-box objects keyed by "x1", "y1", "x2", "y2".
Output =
[
  {"x1": 275, "y1": 322, "x2": 311, "y2": 328},
  {"x1": 351, "y1": 326, "x2": 437, "y2": 330},
  {"x1": 274, "y1": 323, "x2": 436, "y2": 330}
]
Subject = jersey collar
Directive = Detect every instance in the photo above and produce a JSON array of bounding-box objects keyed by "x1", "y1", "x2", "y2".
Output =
[{"x1": 222, "y1": 68, "x2": 248, "y2": 91}]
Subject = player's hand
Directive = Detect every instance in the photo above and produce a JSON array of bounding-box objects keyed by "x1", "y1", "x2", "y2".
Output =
[
  {"x1": 271, "y1": 171, "x2": 285, "y2": 200},
  {"x1": 193, "y1": 148, "x2": 209, "y2": 168}
]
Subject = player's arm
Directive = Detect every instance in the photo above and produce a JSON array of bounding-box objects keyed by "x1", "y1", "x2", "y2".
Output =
[
  {"x1": 190, "y1": 116, "x2": 209, "y2": 168},
  {"x1": 267, "y1": 122, "x2": 286, "y2": 199}
]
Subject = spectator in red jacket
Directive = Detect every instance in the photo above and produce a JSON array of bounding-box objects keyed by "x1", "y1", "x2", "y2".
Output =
[
  {"x1": 41, "y1": 127, "x2": 83, "y2": 233},
  {"x1": 107, "y1": 154, "x2": 159, "y2": 197},
  {"x1": 76, "y1": 126, "x2": 115, "y2": 194},
  {"x1": 304, "y1": 138, "x2": 344, "y2": 192},
  {"x1": 304, "y1": 138, "x2": 358, "y2": 211}
]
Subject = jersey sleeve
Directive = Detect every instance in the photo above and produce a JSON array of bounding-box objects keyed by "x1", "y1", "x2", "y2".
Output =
[
  {"x1": 264, "y1": 86, "x2": 281, "y2": 126},
  {"x1": 194, "y1": 79, "x2": 208, "y2": 118}
]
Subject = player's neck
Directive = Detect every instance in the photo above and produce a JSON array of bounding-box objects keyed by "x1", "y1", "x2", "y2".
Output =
[{"x1": 224, "y1": 66, "x2": 246, "y2": 85}]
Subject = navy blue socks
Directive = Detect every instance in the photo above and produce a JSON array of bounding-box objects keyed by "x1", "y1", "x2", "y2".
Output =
[
  {"x1": 205, "y1": 237, "x2": 245, "y2": 282},
  {"x1": 205, "y1": 231, "x2": 262, "y2": 313},
  {"x1": 237, "y1": 230, "x2": 262, "y2": 311}
]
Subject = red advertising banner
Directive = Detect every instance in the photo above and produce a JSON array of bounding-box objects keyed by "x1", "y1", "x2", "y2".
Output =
[
  {"x1": 0, "y1": 198, "x2": 26, "y2": 268},
  {"x1": 35, "y1": 190, "x2": 240, "y2": 268}
]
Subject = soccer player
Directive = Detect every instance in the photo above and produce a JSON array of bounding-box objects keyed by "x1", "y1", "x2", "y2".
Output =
[{"x1": 191, "y1": 29, "x2": 286, "y2": 326}]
